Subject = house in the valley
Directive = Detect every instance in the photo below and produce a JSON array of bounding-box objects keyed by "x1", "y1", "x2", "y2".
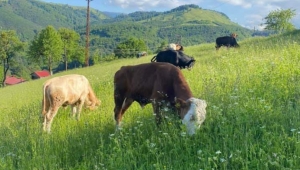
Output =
[
  {"x1": 5, "y1": 76, "x2": 26, "y2": 86},
  {"x1": 31, "y1": 70, "x2": 51, "y2": 80}
]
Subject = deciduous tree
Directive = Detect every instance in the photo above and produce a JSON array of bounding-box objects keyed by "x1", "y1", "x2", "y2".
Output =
[
  {"x1": 263, "y1": 9, "x2": 296, "y2": 33},
  {"x1": 114, "y1": 37, "x2": 147, "y2": 58},
  {"x1": 28, "y1": 25, "x2": 63, "y2": 75},
  {"x1": 58, "y1": 28, "x2": 80, "y2": 71},
  {"x1": 0, "y1": 30, "x2": 23, "y2": 87}
]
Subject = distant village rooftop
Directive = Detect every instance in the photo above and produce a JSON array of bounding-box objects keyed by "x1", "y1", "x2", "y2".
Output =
[
  {"x1": 31, "y1": 70, "x2": 51, "y2": 79},
  {"x1": 5, "y1": 76, "x2": 26, "y2": 86}
]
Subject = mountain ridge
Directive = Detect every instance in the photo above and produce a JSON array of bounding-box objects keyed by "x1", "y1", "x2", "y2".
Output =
[{"x1": 0, "y1": 1, "x2": 253, "y2": 53}]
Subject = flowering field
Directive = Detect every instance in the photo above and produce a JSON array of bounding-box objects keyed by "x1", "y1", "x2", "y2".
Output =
[{"x1": 1, "y1": 30, "x2": 300, "y2": 169}]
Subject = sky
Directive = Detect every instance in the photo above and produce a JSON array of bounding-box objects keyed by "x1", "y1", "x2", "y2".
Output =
[{"x1": 41, "y1": 0, "x2": 300, "y2": 30}]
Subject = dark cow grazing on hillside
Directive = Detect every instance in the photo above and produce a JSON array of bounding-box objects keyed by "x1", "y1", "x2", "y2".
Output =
[
  {"x1": 113, "y1": 62, "x2": 207, "y2": 135},
  {"x1": 42, "y1": 74, "x2": 101, "y2": 133},
  {"x1": 215, "y1": 33, "x2": 239, "y2": 50},
  {"x1": 150, "y1": 50, "x2": 195, "y2": 69}
]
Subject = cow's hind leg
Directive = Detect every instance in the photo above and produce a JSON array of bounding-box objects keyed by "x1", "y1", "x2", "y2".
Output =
[
  {"x1": 114, "y1": 97, "x2": 133, "y2": 128},
  {"x1": 43, "y1": 107, "x2": 59, "y2": 133}
]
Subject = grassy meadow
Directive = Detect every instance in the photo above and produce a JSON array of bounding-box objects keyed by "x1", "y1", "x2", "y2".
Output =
[{"x1": 1, "y1": 30, "x2": 300, "y2": 169}]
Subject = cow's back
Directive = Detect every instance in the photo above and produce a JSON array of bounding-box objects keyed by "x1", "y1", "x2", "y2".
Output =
[
  {"x1": 114, "y1": 63, "x2": 192, "y2": 104},
  {"x1": 44, "y1": 74, "x2": 90, "y2": 106},
  {"x1": 216, "y1": 36, "x2": 238, "y2": 46},
  {"x1": 155, "y1": 50, "x2": 178, "y2": 64},
  {"x1": 216, "y1": 36, "x2": 230, "y2": 43}
]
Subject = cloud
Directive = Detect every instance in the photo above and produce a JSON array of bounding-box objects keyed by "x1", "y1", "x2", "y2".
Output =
[
  {"x1": 219, "y1": 0, "x2": 300, "y2": 29},
  {"x1": 218, "y1": 0, "x2": 252, "y2": 8},
  {"x1": 244, "y1": 14, "x2": 266, "y2": 30},
  {"x1": 107, "y1": 0, "x2": 200, "y2": 11},
  {"x1": 101, "y1": 0, "x2": 300, "y2": 29}
]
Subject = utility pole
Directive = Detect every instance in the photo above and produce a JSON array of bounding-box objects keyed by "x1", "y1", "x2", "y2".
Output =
[{"x1": 85, "y1": 0, "x2": 92, "y2": 67}]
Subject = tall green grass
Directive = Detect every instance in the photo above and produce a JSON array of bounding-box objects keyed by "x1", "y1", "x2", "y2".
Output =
[{"x1": 1, "y1": 30, "x2": 300, "y2": 169}]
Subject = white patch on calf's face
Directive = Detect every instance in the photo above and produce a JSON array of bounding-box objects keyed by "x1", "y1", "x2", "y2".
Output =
[
  {"x1": 168, "y1": 43, "x2": 177, "y2": 50},
  {"x1": 182, "y1": 98, "x2": 207, "y2": 135}
]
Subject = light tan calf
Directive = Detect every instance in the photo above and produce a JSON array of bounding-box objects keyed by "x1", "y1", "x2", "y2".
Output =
[{"x1": 42, "y1": 74, "x2": 101, "y2": 133}]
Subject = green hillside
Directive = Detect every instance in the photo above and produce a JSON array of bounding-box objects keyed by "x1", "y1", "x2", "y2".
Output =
[
  {"x1": 142, "y1": 7, "x2": 236, "y2": 27},
  {"x1": 0, "y1": 0, "x2": 109, "y2": 40},
  {"x1": 81, "y1": 5, "x2": 253, "y2": 55},
  {"x1": 0, "y1": 1, "x2": 255, "y2": 81},
  {"x1": 0, "y1": 2, "x2": 253, "y2": 51},
  {"x1": 1, "y1": 30, "x2": 300, "y2": 169}
]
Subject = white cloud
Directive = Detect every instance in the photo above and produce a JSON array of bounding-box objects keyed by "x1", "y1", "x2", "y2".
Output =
[
  {"x1": 101, "y1": 0, "x2": 300, "y2": 29},
  {"x1": 218, "y1": 0, "x2": 252, "y2": 8},
  {"x1": 244, "y1": 14, "x2": 266, "y2": 30},
  {"x1": 107, "y1": 0, "x2": 200, "y2": 11}
]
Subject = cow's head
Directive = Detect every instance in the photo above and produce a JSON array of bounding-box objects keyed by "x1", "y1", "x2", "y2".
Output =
[
  {"x1": 179, "y1": 57, "x2": 196, "y2": 70},
  {"x1": 176, "y1": 44, "x2": 184, "y2": 51},
  {"x1": 85, "y1": 88, "x2": 101, "y2": 110},
  {"x1": 231, "y1": 33, "x2": 238, "y2": 38},
  {"x1": 85, "y1": 98, "x2": 101, "y2": 110},
  {"x1": 187, "y1": 58, "x2": 196, "y2": 69},
  {"x1": 176, "y1": 97, "x2": 207, "y2": 135},
  {"x1": 168, "y1": 43, "x2": 177, "y2": 50}
]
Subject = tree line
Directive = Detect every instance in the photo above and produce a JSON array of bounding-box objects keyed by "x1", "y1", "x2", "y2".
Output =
[{"x1": 0, "y1": 26, "x2": 84, "y2": 87}]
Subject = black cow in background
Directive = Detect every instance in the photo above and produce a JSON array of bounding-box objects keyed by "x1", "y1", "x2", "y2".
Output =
[
  {"x1": 215, "y1": 33, "x2": 240, "y2": 50},
  {"x1": 151, "y1": 50, "x2": 195, "y2": 69}
]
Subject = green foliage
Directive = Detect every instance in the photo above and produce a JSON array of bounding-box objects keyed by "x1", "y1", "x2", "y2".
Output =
[
  {"x1": 263, "y1": 8, "x2": 296, "y2": 33},
  {"x1": 28, "y1": 25, "x2": 63, "y2": 74},
  {"x1": 72, "y1": 46, "x2": 85, "y2": 66},
  {"x1": 0, "y1": 0, "x2": 109, "y2": 40},
  {"x1": 155, "y1": 40, "x2": 168, "y2": 53},
  {"x1": 81, "y1": 5, "x2": 253, "y2": 56},
  {"x1": 1, "y1": 30, "x2": 300, "y2": 169},
  {"x1": 0, "y1": 1, "x2": 254, "y2": 59},
  {"x1": 0, "y1": 30, "x2": 24, "y2": 87},
  {"x1": 58, "y1": 27, "x2": 81, "y2": 71},
  {"x1": 114, "y1": 37, "x2": 148, "y2": 58}
]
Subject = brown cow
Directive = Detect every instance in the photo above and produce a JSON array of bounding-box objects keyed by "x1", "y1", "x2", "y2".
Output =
[
  {"x1": 114, "y1": 62, "x2": 207, "y2": 135},
  {"x1": 42, "y1": 74, "x2": 101, "y2": 133}
]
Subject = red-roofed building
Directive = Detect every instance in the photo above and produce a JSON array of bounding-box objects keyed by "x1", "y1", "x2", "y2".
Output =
[
  {"x1": 31, "y1": 70, "x2": 51, "y2": 80},
  {"x1": 5, "y1": 76, "x2": 26, "y2": 86}
]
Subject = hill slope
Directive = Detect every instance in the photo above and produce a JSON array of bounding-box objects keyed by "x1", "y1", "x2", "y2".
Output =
[
  {"x1": 1, "y1": 30, "x2": 300, "y2": 169},
  {"x1": 83, "y1": 4, "x2": 253, "y2": 54},
  {"x1": 0, "y1": 0, "x2": 110, "y2": 40},
  {"x1": 0, "y1": 2, "x2": 253, "y2": 53}
]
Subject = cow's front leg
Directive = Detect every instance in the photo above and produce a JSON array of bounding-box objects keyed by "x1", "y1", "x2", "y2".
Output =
[
  {"x1": 152, "y1": 100, "x2": 162, "y2": 125},
  {"x1": 70, "y1": 105, "x2": 77, "y2": 118},
  {"x1": 76, "y1": 99, "x2": 85, "y2": 120}
]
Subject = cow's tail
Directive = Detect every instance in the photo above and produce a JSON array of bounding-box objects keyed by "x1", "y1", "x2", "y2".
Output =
[{"x1": 150, "y1": 55, "x2": 157, "y2": 62}]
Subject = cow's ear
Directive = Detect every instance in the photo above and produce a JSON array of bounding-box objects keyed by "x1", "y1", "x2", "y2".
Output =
[{"x1": 175, "y1": 97, "x2": 188, "y2": 108}]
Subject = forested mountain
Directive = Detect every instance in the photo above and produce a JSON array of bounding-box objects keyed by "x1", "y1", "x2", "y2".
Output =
[
  {"x1": 0, "y1": 0, "x2": 110, "y2": 40},
  {"x1": 0, "y1": 1, "x2": 256, "y2": 82},
  {"x1": 0, "y1": 1, "x2": 253, "y2": 47},
  {"x1": 77, "y1": 4, "x2": 253, "y2": 55}
]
